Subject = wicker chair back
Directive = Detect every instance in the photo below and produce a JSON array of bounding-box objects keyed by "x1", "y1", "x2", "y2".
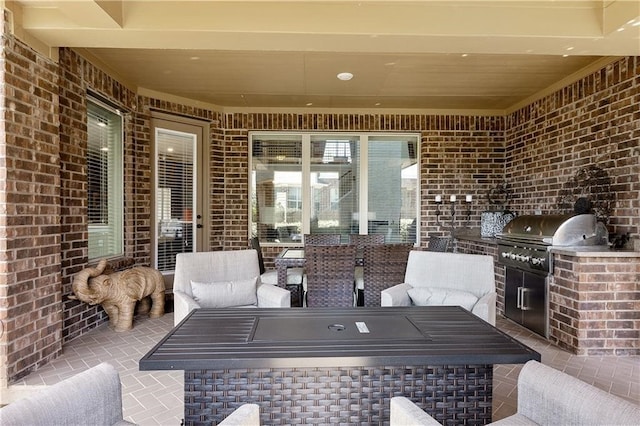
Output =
[
  {"x1": 305, "y1": 244, "x2": 357, "y2": 307},
  {"x1": 348, "y1": 233, "x2": 385, "y2": 249},
  {"x1": 249, "y1": 236, "x2": 266, "y2": 274},
  {"x1": 427, "y1": 235, "x2": 451, "y2": 252},
  {"x1": 362, "y1": 244, "x2": 413, "y2": 307},
  {"x1": 303, "y1": 233, "x2": 342, "y2": 246}
]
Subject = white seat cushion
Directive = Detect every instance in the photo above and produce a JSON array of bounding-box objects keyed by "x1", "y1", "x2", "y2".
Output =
[
  {"x1": 191, "y1": 277, "x2": 258, "y2": 308},
  {"x1": 407, "y1": 287, "x2": 478, "y2": 311},
  {"x1": 260, "y1": 268, "x2": 304, "y2": 286}
]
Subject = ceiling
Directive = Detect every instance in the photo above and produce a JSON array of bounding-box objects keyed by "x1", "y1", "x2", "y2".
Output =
[{"x1": 6, "y1": 0, "x2": 640, "y2": 112}]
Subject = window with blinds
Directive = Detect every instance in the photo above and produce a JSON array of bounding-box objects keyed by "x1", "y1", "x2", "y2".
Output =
[
  {"x1": 155, "y1": 128, "x2": 196, "y2": 272},
  {"x1": 250, "y1": 133, "x2": 419, "y2": 244},
  {"x1": 251, "y1": 134, "x2": 303, "y2": 243},
  {"x1": 87, "y1": 99, "x2": 124, "y2": 259},
  {"x1": 310, "y1": 136, "x2": 359, "y2": 239}
]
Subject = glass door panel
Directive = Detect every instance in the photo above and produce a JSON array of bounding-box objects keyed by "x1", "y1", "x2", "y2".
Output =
[
  {"x1": 367, "y1": 136, "x2": 418, "y2": 243},
  {"x1": 251, "y1": 134, "x2": 303, "y2": 243},
  {"x1": 155, "y1": 128, "x2": 196, "y2": 272},
  {"x1": 310, "y1": 135, "x2": 359, "y2": 241}
]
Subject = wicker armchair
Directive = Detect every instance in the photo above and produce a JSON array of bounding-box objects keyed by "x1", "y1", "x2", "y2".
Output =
[
  {"x1": 362, "y1": 244, "x2": 413, "y2": 307},
  {"x1": 303, "y1": 233, "x2": 342, "y2": 245},
  {"x1": 381, "y1": 251, "x2": 496, "y2": 325},
  {"x1": 0, "y1": 363, "x2": 135, "y2": 426},
  {"x1": 172, "y1": 250, "x2": 290, "y2": 326},
  {"x1": 304, "y1": 244, "x2": 357, "y2": 307},
  {"x1": 390, "y1": 360, "x2": 640, "y2": 426}
]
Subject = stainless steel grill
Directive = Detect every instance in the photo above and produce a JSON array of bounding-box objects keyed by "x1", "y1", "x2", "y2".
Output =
[
  {"x1": 496, "y1": 213, "x2": 608, "y2": 274},
  {"x1": 496, "y1": 213, "x2": 608, "y2": 338}
]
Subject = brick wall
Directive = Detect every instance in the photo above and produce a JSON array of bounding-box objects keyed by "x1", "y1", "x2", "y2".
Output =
[
  {"x1": 225, "y1": 114, "x2": 506, "y2": 260},
  {"x1": 58, "y1": 48, "x2": 141, "y2": 343},
  {"x1": 551, "y1": 253, "x2": 640, "y2": 355},
  {"x1": 0, "y1": 13, "x2": 62, "y2": 383},
  {"x1": 455, "y1": 240, "x2": 504, "y2": 314},
  {"x1": 505, "y1": 56, "x2": 640, "y2": 239}
]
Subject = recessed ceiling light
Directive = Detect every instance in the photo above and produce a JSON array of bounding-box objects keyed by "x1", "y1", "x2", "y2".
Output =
[
  {"x1": 374, "y1": 102, "x2": 381, "y2": 106},
  {"x1": 461, "y1": 53, "x2": 469, "y2": 57},
  {"x1": 306, "y1": 102, "x2": 313, "y2": 106},
  {"x1": 566, "y1": 47, "x2": 574, "y2": 51},
  {"x1": 337, "y1": 72, "x2": 354, "y2": 81},
  {"x1": 190, "y1": 56, "x2": 200, "y2": 61}
]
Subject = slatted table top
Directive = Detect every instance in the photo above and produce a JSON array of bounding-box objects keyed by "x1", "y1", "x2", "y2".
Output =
[{"x1": 139, "y1": 306, "x2": 539, "y2": 371}]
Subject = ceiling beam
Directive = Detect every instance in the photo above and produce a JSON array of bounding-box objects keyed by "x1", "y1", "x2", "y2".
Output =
[{"x1": 10, "y1": 0, "x2": 639, "y2": 55}]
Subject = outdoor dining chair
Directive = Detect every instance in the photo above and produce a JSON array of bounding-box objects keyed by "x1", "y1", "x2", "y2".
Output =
[
  {"x1": 427, "y1": 234, "x2": 451, "y2": 252},
  {"x1": 350, "y1": 233, "x2": 385, "y2": 305},
  {"x1": 304, "y1": 244, "x2": 357, "y2": 307},
  {"x1": 250, "y1": 237, "x2": 304, "y2": 306},
  {"x1": 348, "y1": 233, "x2": 385, "y2": 248},
  {"x1": 303, "y1": 233, "x2": 342, "y2": 245},
  {"x1": 362, "y1": 243, "x2": 413, "y2": 307}
]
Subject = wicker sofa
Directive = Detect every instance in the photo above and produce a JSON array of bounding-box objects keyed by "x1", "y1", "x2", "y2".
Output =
[
  {"x1": 0, "y1": 363, "x2": 134, "y2": 426},
  {"x1": 381, "y1": 251, "x2": 496, "y2": 325},
  {"x1": 390, "y1": 360, "x2": 640, "y2": 425}
]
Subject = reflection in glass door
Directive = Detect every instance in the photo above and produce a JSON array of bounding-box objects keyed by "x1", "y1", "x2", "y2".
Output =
[{"x1": 155, "y1": 128, "x2": 195, "y2": 272}]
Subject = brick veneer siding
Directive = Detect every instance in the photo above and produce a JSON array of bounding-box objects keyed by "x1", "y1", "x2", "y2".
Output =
[
  {"x1": 58, "y1": 48, "x2": 142, "y2": 344},
  {"x1": 551, "y1": 253, "x2": 640, "y2": 355},
  {"x1": 455, "y1": 240, "x2": 504, "y2": 315},
  {"x1": 226, "y1": 113, "x2": 506, "y2": 259},
  {"x1": 1, "y1": 12, "x2": 62, "y2": 383},
  {"x1": 505, "y1": 56, "x2": 640, "y2": 238}
]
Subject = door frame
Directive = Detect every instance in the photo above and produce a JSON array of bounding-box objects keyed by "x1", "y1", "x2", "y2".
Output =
[{"x1": 150, "y1": 111, "x2": 210, "y2": 289}]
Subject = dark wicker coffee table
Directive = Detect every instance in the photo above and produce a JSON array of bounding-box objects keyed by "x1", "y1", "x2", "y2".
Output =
[{"x1": 140, "y1": 306, "x2": 539, "y2": 425}]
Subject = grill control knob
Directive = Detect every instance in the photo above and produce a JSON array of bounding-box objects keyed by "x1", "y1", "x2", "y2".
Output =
[
  {"x1": 531, "y1": 257, "x2": 545, "y2": 266},
  {"x1": 509, "y1": 253, "x2": 516, "y2": 260}
]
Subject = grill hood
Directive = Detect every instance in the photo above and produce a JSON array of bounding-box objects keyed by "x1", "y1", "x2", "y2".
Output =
[{"x1": 497, "y1": 213, "x2": 608, "y2": 246}]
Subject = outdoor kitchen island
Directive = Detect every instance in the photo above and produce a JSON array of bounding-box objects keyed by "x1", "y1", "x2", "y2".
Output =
[{"x1": 140, "y1": 306, "x2": 539, "y2": 425}]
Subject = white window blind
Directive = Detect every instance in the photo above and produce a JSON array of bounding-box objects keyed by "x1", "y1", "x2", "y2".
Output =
[
  {"x1": 155, "y1": 129, "x2": 195, "y2": 272},
  {"x1": 87, "y1": 99, "x2": 124, "y2": 259}
]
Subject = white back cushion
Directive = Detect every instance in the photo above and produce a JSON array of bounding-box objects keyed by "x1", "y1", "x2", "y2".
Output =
[
  {"x1": 174, "y1": 250, "x2": 261, "y2": 297},
  {"x1": 190, "y1": 277, "x2": 258, "y2": 308},
  {"x1": 407, "y1": 287, "x2": 478, "y2": 311},
  {"x1": 404, "y1": 251, "x2": 495, "y2": 298}
]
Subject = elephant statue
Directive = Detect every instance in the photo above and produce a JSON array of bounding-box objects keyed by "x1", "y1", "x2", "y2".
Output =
[{"x1": 70, "y1": 260, "x2": 165, "y2": 332}]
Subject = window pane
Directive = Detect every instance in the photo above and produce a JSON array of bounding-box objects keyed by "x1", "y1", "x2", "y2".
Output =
[
  {"x1": 251, "y1": 134, "x2": 303, "y2": 242},
  {"x1": 368, "y1": 136, "x2": 418, "y2": 243},
  {"x1": 156, "y1": 129, "x2": 195, "y2": 272},
  {"x1": 87, "y1": 100, "x2": 123, "y2": 259},
  {"x1": 310, "y1": 135, "x2": 359, "y2": 240}
]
